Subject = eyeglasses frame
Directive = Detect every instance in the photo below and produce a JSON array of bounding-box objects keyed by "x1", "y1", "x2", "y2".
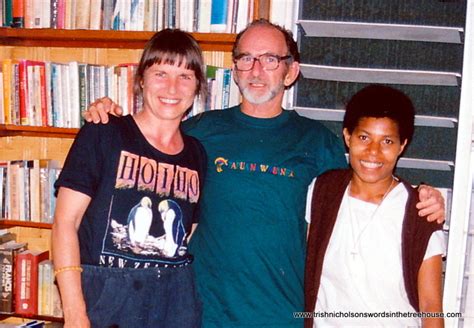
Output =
[{"x1": 233, "y1": 53, "x2": 292, "y2": 71}]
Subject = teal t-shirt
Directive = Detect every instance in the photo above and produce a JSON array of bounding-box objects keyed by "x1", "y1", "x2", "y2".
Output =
[{"x1": 182, "y1": 106, "x2": 346, "y2": 327}]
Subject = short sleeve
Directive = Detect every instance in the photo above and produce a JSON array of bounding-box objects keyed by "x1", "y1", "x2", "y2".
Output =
[
  {"x1": 424, "y1": 230, "x2": 447, "y2": 260},
  {"x1": 54, "y1": 122, "x2": 105, "y2": 198}
]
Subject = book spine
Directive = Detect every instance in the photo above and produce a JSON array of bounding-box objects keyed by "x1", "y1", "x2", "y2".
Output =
[
  {"x1": 18, "y1": 60, "x2": 29, "y2": 126},
  {"x1": 4, "y1": 0, "x2": 14, "y2": 27},
  {"x1": 56, "y1": 0, "x2": 65, "y2": 29},
  {"x1": 210, "y1": 0, "x2": 228, "y2": 32},
  {"x1": 50, "y1": 0, "x2": 58, "y2": 28},
  {"x1": 11, "y1": 0, "x2": 24, "y2": 28},
  {"x1": 12, "y1": 63, "x2": 20, "y2": 125},
  {"x1": 2, "y1": 60, "x2": 12, "y2": 124},
  {"x1": 0, "y1": 249, "x2": 14, "y2": 313},
  {"x1": 15, "y1": 251, "x2": 49, "y2": 315},
  {"x1": 15, "y1": 254, "x2": 32, "y2": 315}
]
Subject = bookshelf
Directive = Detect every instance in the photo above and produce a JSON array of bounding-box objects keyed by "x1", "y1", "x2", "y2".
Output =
[
  {"x1": 0, "y1": 124, "x2": 78, "y2": 138},
  {"x1": 0, "y1": 28, "x2": 238, "y2": 51},
  {"x1": 0, "y1": 220, "x2": 52, "y2": 230},
  {"x1": 0, "y1": 0, "x2": 270, "y2": 323}
]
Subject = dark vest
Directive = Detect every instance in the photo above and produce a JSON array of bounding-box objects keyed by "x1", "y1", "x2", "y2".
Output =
[{"x1": 304, "y1": 169, "x2": 441, "y2": 327}]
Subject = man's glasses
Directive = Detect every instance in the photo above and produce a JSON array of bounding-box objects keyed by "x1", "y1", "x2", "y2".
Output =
[{"x1": 233, "y1": 54, "x2": 292, "y2": 71}]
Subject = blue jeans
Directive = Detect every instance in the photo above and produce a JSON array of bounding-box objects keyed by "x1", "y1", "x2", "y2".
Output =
[{"x1": 81, "y1": 264, "x2": 202, "y2": 328}]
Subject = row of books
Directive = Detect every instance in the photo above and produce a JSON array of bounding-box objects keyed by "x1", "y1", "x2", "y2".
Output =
[
  {"x1": 0, "y1": 159, "x2": 60, "y2": 223},
  {"x1": 1, "y1": 0, "x2": 254, "y2": 34},
  {"x1": 190, "y1": 65, "x2": 240, "y2": 118},
  {"x1": 0, "y1": 58, "x2": 240, "y2": 128},
  {"x1": 0, "y1": 232, "x2": 62, "y2": 317},
  {"x1": 0, "y1": 59, "x2": 141, "y2": 128}
]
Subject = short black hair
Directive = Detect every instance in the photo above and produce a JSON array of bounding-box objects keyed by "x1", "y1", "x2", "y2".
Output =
[{"x1": 343, "y1": 84, "x2": 415, "y2": 145}]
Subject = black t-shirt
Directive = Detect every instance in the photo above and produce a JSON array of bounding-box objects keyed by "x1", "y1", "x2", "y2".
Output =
[{"x1": 55, "y1": 115, "x2": 207, "y2": 268}]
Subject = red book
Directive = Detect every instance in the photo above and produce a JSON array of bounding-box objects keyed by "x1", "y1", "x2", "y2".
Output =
[
  {"x1": 14, "y1": 250, "x2": 49, "y2": 316},
  {"x1": 38, "y1": 65, "x2": 48, "y2": 126},
  {"x1": 18, "y1": 60, "x2": 46, "y2": 126},
  {"x1": 56, "y1": 0, "x2": 66, "y2": 29}
]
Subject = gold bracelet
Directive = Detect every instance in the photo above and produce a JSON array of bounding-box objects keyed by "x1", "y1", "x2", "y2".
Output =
[{"x1": 54, "y1": 266, "x2": 83, "y2": 276}]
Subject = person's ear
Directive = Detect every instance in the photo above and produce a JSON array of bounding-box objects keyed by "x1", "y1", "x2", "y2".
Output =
[
  {"x1": 399, "y1": 139, "x2": 408, "y2": 156},
  {"x1": 284, "y1": 61, "x2": 300, "y2": 87},
  {"x1": 343, "y1": 128, "x2": 351, "y2": 148}
]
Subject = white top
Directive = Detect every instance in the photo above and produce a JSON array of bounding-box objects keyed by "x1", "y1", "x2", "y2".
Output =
[{"x1": 305, "y1": 180, "x2": 446, "y2": 327}]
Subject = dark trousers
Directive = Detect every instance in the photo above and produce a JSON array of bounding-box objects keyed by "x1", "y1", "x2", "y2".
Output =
[{"x1": 81, "y1": 264, "x2": 202, "y2": 328}]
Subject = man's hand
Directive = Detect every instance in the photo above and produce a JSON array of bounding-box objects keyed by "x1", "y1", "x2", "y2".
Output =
[
  {"x1": 82, "y1": 97, "x2": 123, "y2": 124},
  {"x1": 416, "y1": 185, "x2": 445, "y2": 224}
]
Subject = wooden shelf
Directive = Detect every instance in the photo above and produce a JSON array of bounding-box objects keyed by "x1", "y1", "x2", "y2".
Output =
[
  {"x1": 0, "y1": 124, "x2": 78, "y2": 138},
  {"x1": 0, "y1": 220, "x2": 53, "y2": 229},
  {"x1": 0, "y1": 28, "x2": 237, "y2": 51},
  {"x1": 0, "y1": 313, "x2": 63, "y2": 323}
]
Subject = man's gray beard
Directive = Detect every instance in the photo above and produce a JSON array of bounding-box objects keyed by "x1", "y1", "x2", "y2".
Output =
[{"x1": 239, "y1": 83, "x2": 285, "y2": 105}]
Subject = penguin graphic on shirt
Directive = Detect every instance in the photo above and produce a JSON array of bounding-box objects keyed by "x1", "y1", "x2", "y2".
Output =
[
  {"x1": 158, "y1": 199, "x2": 185, "y2": 257},
  {"x1": 127, "y1": 196, "x2": 153, "y2": 246}
]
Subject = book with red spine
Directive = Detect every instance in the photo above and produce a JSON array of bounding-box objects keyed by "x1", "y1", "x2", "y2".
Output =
[
  {"x1": 14, "y1": 249, "x2": 49, "y2": 316},
  {"x1": 18, "y1": 60, "x2": 47, "y2": 126}
]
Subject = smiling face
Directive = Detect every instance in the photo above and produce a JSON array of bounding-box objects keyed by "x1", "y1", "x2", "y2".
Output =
[
  {"x1": 141, "y1": 62, "x2": 197, "y2": 122},
  {"x1": 344, "y1": 117, "x2": 407, "y2": 188},
  {"x1": 232, "y1": 25, "x2": 299, "y2": 107}
]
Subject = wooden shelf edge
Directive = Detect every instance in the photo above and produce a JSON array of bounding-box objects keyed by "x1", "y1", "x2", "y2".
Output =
[
  {"x1": 0, "y1": 124, "x2": 78, "y2": 138},
  {"x1": 0, "y1": 220, "x2": 53, "y2": 229},
  {"x1": 0, "y1": 28, "x2": 237, "y2": 51},
  {"x1": 0, "y1": 312, "x2": 63, "y2": 322}
]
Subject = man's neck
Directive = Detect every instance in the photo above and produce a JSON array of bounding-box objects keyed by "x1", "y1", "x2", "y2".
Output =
[{"x1": 240, "y1": 98, "x2": 283, "y2": 118}]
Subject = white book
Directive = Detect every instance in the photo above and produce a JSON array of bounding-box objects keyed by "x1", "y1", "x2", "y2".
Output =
[
  {"x1": 65, "y1": 0, "x2": 75, "y2": 29},
  {"x1": 130, "y1": 0, "x2": 145, "y2": 31},
  {"x1": 51, "y1": 63, "x2": 64, "y2": 127},
  {"x1": 179, "y1": 0, "x2": 195, "y2": 32},
  {"x1": 44, "y1": 62, "x2": 52, "y2": 126},
  {"x1": 98, "y1": 65, "x2": 107, "y2": 99},
  {"x1": 116, "y1": 66, "x2": 129, "y2": 115},
  {"x1": 198, "y1": 0, "x2": 212, "y2": 32},
  {"x1": 32, "y1": 65, "x2": 42, "y2": 126},
  {"x1": 38, "y1": 260, "x2": 44, "y2": 315},
  {"x1": 225, "y1": 0, "x2": 237, "y2": 33},
  {"x1": 32, "y1": 0, "x2": 43, "y2": 28},
  {"x1": 235, "y1": 0, "x2": 249, "y2": 33},
  {"x1": 24, "y1": 0, "x2": 35, "y2": 28},
  {"x1": 68, "y1": 62, "x2": 80, "y2": 128},
  {"x1": 75, "y1": 1, "x2": 92, "y2": 30},
  {"x1": 26, "y1": 65, "x2": 35, "y2": 126},
  {"x1": 214, "y1": 68, "x2": 224, "y2": 109},
  {"x1": 107, "y1": 66, "x2": 117, "y2": 104},
  {"x1": 17, "y1": 162, "x2": 26, "y2": 221},
  {"x1": 29, "y1": 159, "x2": 41, "y2": 223},
  {"x1": 89, "y1": 0, "x2": 103, "y2": 30},
  {"x1": 60, "y1": 64, "x2": 70, "y2": 127},
  {"x1": 157, "y1": 0, "x2": 164, "y2": 30},
  {"x1": 121, "y1": 0, "x2": 131, "y2": 30},
  {"x1": 41, "y1": 0, "x2": 51, "y2": 28}
]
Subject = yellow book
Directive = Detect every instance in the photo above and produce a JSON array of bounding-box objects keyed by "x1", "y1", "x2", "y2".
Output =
[{"x1": 2, "y1": 59, "x2": 12, "y2": 124}]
